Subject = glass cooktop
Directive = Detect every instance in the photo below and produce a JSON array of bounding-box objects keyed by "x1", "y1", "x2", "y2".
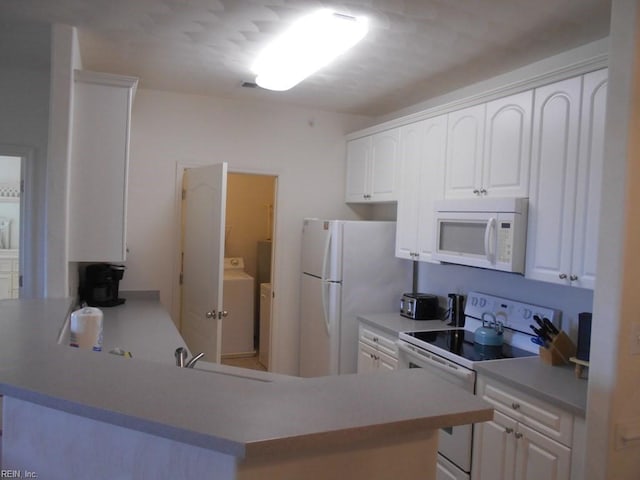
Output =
[{"x1": 402, "y1": 329, "x2": 537, "y2": 362}]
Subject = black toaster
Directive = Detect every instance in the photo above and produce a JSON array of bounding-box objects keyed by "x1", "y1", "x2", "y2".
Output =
[{"x1": 400, "y1": 293, "x2": 439, "y2": 320}]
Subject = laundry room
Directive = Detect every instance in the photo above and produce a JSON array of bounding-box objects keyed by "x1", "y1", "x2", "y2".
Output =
[{"x1": 222, "y1": 172, "x2": 276, "y2": 370}]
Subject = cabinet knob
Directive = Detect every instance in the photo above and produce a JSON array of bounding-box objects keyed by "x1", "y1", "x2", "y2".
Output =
[
  {"x1": 505, "y1": 427, "x2": 514, "y2": 434},
  {"x1": 559, "y1": 273, "x2": 568, "y2": 280},
  {"x1": 206, "y1": 310, "x2": 216, "y2": 319},
  {"x1": 218, "y1": 310, "x2": 228, "y2": 319},
  {"x1": 480, "y1": 188, "x2": 487, "y2": 195},
  {"x1": 515, "y1": 432, "x2": 523, "y2": 440},
  {"x1": 473, "y1": 189, "x2": 480, "y2": 195},
  {"x1": 570, "y1": 274, "x2": 578, "y2": 281},
  {"x1": 511, "y1": 402, "x2": 521, "y2": 410}
]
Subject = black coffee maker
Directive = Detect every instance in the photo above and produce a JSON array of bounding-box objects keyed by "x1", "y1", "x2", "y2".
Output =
[
  {"x1": 447, "y1": 293, "x2": 466, "y2": 327},
  {"x1": 81, "y1": 263, "x2": 126, "y2": 307}
]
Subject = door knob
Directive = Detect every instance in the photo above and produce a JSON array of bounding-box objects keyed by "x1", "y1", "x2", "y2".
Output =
[
  {"x1": 218, "y1": 311, "x2": 228, "y2": 319},
  {"x1": 206, "y1": 311, "x2": 216, "y2": 319}
]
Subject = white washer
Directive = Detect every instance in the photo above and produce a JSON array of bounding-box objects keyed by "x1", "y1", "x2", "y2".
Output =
[{"x1": 222, "y1": 257, "x2": 255, "y2": 356}]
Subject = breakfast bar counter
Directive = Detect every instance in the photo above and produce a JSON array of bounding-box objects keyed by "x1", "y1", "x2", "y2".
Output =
[{"x1": 0, "y1": 295, "x2": 492, "y2": 479}]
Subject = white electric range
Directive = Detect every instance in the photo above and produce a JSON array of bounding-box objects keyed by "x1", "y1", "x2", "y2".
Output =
[{"x1": 396, "y1": 291, "x2": 561, "y2": 480}]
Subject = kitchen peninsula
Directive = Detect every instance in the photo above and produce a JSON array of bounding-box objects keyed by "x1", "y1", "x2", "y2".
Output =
[{"x1": 0, "y1": 294, "x2": 492, "y2": 479}]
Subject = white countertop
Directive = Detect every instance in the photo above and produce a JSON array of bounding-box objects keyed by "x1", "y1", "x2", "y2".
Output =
[
  {"x1": 358, "y1": 312, "x2": 588, "y2": 417},
  {"x1": 0, "y1": 295, "x2": 493, "y2": 459}
]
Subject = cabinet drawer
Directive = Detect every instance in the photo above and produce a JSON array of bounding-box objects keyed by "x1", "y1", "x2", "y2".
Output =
[
  {"x1": 477, "y1": 376, "x2": 574, "y2": 446},
  {"x1": 0, "y1": 259, "x2": 11, "y2": 273},
  {"x1": 359, "y1": 327, "x2": 398, "y2": 357}
]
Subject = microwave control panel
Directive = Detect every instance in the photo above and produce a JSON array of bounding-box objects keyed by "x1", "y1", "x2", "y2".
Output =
[{"x1": 497, "y1": 221, "x2": 514, "y2": 262}]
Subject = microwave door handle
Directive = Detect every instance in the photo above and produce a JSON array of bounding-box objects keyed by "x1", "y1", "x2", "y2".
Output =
[{"x1": 484, "y1": 217, "x2": 497, "y2": 263}]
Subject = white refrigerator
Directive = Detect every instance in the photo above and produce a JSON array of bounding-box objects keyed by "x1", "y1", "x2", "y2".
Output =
[{"x1": 299, "y1": 219, "x2": 411, "y2": 377}]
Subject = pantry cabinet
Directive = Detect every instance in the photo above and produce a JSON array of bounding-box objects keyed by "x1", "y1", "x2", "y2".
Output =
[
  {"x1": 357, "y1": 324, "x2": 398, "y2": 373},
  {"x1": 395, "y1": 115, "x2": 447, "y2": 262},
  {"x1": 444, "y1": 91, "x2": 532, "y2": 199},
  {"x1": 345, "y1": 128, "x2": 401, "y2": 203},
  {"x1": 68, "y1": 70, "x2": 138, "y2": 262},
  {"x1": 525, "y1": 69, "x2": 607, "y2": 289},
  {"x1": 473, "y1": 376, "x2": 575, "y2": 480}
]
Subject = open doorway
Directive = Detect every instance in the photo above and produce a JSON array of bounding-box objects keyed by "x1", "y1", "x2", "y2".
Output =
[
  {"x1": 221, "y1": 172, "x2": 276, "y2": 372},
  {"x1": 0, "y1": 155, "x2": 21, "y2": 299}
]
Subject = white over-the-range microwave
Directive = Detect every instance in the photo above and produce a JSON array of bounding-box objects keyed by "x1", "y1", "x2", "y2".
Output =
[{"x1": 432, "y1": 197, "x2": 528, "y2": 273}]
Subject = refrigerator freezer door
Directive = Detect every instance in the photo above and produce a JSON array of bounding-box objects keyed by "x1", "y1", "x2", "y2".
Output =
[
  {"x1": 301, "y1": 219, "x2": 342, "y2": 281},
  {"x1": 299, "y1": 273, "x2": 341, "y2": 377}
]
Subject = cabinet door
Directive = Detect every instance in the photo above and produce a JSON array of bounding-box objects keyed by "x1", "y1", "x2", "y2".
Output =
[
  {"x1": 377, "y1": 350, "x2": 398, "y2": 372},
  {"x1": 370, "y1": 128, "x2": 400, "y2": 201},
  {"x1": 472, "y1": 411, "x2": 517, "y2": 480},
  {"x1": 445, "y1": 104, "x2": 485, "y2": 199},
  {"x1": 416, "y1": 115, "x2": 447, "y2": 261},
  {"x1": 572, "y1": 69, "x2": 608, "y2": 289},
  {"x1": 0, "y1": 272, "x2": 11, "y2": 300},
  {"x1": 525, "y1": 76, "x2": 582, "y2": 285},
  {"x1": 69, "y1": 71, "x2": 136, "y2": 262},
  {"x1": 396, "y1": 121, "x2": 424, "y2": 260},
  {"x1": 515, "y1": 423, "x2": 571, "y2": 480},
  {"x1": 345, "y1": 137, "x2": 371, "y2": 202},
  {"x1": 483, "y1": 90, "x2": 533, "y2": 197},
  {"x1": 357, "y1": 341, "x2": 378, "y2": 374}
]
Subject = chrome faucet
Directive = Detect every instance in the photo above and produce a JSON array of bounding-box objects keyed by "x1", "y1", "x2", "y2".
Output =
[
  {"x1": 174, "y1": 347, "x2": 204, "y2": 368},
  {"x1": 185, "y1": 352, "x2": 205, "y2": 368}
]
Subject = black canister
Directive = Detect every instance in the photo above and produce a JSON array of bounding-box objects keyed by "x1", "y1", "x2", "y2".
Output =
[{"x1": 576, "y1": 312, "x2": 592, "y2": 361}]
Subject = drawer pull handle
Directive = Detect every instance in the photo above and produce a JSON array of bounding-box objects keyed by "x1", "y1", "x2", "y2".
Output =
[
  {"x1": 511, "y1": 402, "x2": 521, "y2": 410},
  {"x1": 515, "y1": 432, "x2": 523, "y2": 439},
  {"x1": 505, "y1": 427, "x2": 514, "y2": 434}
]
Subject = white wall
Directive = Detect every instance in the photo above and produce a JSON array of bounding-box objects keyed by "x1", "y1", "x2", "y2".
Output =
[
  {"x1": 587, "y1": 0, "x2": 640, "y2": 478},
  {"x1": 123, "y1": 89, "x2": 371, "y2": 374}
]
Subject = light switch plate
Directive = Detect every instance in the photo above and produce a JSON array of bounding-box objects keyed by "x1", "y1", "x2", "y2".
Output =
[{"x1": 631, "y1": 322, "x2": 640, "y2": 355}]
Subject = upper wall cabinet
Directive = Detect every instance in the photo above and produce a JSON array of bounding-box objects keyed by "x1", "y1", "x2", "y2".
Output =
[
  {"x1": 395, "y1": 115, "x2": 447, "y2": 262},
  {"x1": 444, "y1": 91, "x2": 532, "y2": 199},
  {"x1": 525, "y1": 69, "x2": 607, "y2": 289},
  {"x1": 345, "y1": 128, "x2": 400, "y2": 203},
  {"x1": 68, "y1": 70, "x2": 138, "y2": 262}
]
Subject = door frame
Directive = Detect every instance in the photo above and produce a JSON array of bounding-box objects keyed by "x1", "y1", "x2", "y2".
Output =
[
  {"x1": 0, "y1": 144, "x2": 35, "y2": 298},
  {"x1": 172, "y1": 162, "x2": 280, "y2": 368}
]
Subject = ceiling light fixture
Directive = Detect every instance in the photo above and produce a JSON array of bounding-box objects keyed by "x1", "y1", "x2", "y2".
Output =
[{"x1": 252, "y1": 9, "x2": 368, "y2": 92}]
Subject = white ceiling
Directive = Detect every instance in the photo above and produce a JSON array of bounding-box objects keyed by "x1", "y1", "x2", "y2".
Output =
[{"x1": 0, "y1": 0, "x2": 611, "y2": 116}]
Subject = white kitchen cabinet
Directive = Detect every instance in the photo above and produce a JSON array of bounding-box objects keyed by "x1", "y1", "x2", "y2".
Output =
[
  {"x1": 0, "y1": 250, "x2": 19, "y2": 299},
  {"x1": 445, "y1": 103, "x2": 485, "y2": 199},
  {"x1": 526, "y1": 70, "x2": 607, "y2": 288},
  {"x1": 68, "y1": 70, "x2": 138, "y2": 262},
  {"x1": 395, "y1": 115, "x2": 447, "y2": 262},
  {"x1": 473, "y1": 376, "x2": 575, "y2": 480},
  {"x1": 445, "y1": 91, "x2": 532, "y2": 199},
  {"x1": 345, "y1": 128, "x2": 401, "y2": 203},
  {"x1": 356, "y1": 323, "x2": 398, "y2": 373},
  {"x1": 482, "y1": 91, "x2": 533, "y2": 198}
]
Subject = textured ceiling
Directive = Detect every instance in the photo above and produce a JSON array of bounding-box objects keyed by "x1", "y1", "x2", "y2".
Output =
[{"x1": 0, "y1": 0, "x2": 612, "y2": 116}]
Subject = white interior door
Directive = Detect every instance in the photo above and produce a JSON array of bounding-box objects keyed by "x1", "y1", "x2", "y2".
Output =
[{"x1": 181, "y1": 163, "x2": 227, "y2": 364}]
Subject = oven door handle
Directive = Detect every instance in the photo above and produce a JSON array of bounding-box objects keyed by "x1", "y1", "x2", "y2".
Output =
[{"x1": 397, "y1": 342, "x2": 475, "y2": 382}]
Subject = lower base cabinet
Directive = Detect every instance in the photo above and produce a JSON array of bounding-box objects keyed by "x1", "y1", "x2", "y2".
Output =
[
  {"x1": 357, "y1": 323, "x2": 398, "y2": 373},
  {"x1": 473, "y1": 376, "x2": 579, "y2": 480}
]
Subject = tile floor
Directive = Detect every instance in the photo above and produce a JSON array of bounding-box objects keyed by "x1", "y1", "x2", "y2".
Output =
[{"x1": 221, "y1": 355, "x2": 266, "y2": 371}]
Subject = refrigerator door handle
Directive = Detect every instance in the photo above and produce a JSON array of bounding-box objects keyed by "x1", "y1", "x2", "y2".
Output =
[
  {"x1": 321, "y1": 280, "x2": 331, "y2": 336},
  {"x1": 321, "y1": 226, "x2": 333, "y2": 281}
]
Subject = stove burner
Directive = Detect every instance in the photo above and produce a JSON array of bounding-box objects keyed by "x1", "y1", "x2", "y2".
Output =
[{"x1": 402, "y1": 329, "x2": 536, "y2": 363}]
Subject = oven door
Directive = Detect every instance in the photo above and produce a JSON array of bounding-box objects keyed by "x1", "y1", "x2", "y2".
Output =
[{"x1": 397, "y1": 340, "x2": 475, "y2": 474}]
